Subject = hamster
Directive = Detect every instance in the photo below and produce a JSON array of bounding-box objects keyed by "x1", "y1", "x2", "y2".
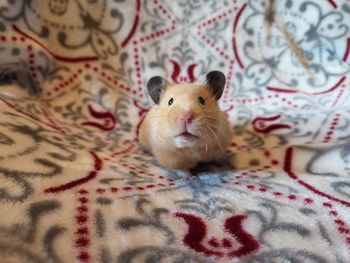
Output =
[{"x1": 139, "y1": 71, "x2": 232, "y2": 170}]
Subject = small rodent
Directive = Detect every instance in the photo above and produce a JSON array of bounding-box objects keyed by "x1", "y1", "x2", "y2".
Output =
[{"x1": 139, "y1": 71, "x2": 232, "y2": 170}]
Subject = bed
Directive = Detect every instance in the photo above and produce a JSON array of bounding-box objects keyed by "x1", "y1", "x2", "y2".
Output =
[{"x1": 0, "y1": 0, "x2": 350, "y2": 262}]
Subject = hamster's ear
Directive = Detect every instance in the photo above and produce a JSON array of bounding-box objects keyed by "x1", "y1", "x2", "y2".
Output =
[
  {"x1": 147, "y1": 76, "x2": 168, "y2": 104},
  {"x1": 205, "y1": 71, "x2": 226, "y2": 100}
]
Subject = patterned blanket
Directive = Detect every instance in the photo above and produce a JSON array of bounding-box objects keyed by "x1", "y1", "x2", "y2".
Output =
[{"x1": 0, "y1": 0, "x2": 350, "y2": 262}]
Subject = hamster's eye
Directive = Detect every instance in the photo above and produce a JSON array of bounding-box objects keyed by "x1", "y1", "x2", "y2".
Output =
[
  {"x1": 198, "y1": 96, "x2": 206, "y2": 105},
  {"x1": 168, "y1": 97, "x2": 174, "y2": 106}
]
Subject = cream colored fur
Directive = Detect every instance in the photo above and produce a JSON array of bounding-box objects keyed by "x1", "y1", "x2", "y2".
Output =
[{"x1": 139, "y1": 83, "x2": 232, "y2": 170}]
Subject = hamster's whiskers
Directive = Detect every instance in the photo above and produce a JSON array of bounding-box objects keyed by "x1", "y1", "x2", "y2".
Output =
[
  {"x1": 197, "y1": 130, "x2": 208, "y2": 152},
  {"x1": 201, "y1": 120, "x2": 225, "y2": 152},
  {"x1": 151, "y1": 116, "x2": 171, "y2": 125}
]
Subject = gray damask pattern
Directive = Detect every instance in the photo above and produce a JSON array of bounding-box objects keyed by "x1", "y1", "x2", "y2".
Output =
[{"x1": 0, "y1": 0, "x2": 350, "y2": 262}]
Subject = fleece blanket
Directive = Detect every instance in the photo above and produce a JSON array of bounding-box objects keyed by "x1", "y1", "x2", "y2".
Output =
[{"x1": 0, "y1": 0, "x2": 350, "y2": 262}]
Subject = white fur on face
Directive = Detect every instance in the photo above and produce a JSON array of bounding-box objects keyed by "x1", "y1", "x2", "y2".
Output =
[{"x1": 174, "y1": 136, "x2": 198, "y2": 148}]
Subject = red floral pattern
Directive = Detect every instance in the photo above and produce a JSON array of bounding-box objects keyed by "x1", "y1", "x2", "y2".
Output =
[
  {"x1": 0, "y1": 0, "x2": 349, "y2": 262},
  {"x1": 175, "y1": 213, "x2": 259, "y2": 258}
]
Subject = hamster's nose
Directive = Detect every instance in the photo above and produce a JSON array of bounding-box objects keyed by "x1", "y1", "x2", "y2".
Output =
[{"x1": 178, "y1": 111, "x2": 194, "y2": 125}]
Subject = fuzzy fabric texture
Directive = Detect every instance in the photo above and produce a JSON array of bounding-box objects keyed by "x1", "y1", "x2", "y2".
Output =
[{"x1": 0, "y1": 0, "x2": 350, "y2": 262}]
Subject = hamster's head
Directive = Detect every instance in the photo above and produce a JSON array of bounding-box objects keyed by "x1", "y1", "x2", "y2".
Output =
[{"x1": 147, "y1": 71, "x2": 227, "y2": 148}]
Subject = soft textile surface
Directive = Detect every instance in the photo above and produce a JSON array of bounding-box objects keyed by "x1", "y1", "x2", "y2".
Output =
[{"x1": 0, "y1": 0, "x2": 350, "y2": 262}]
